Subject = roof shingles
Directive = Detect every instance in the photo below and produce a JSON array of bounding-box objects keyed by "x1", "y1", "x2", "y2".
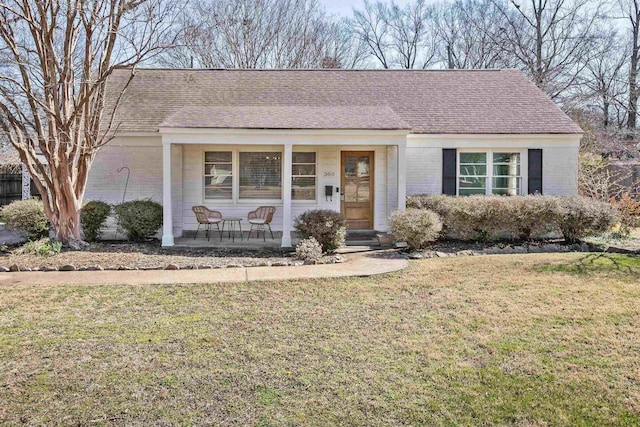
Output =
[{"x1": 105, "y1": 69, "x2": 582, "y2": 134}]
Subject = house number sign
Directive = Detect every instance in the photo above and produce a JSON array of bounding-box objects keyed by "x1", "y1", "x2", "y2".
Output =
[{"x1": 323, "y1": 172, "x2": 336, "y2": 177}]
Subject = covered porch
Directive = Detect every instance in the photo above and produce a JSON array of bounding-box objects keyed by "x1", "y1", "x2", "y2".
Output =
[{"x1": 160, "y1": 128, "x2": 408, "y2": 248}]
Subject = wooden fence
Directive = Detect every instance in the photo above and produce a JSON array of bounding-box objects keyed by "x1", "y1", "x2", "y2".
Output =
[{"x1": 0, "y1": 173, "x2": 23, "y2": 206}]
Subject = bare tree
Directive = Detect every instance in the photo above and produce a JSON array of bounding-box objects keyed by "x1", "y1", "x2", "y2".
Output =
[
  {"x1": 350, "y1": 0, "x2": 438, "y2": 69},
  {"x1": 161, "y1": 0, "x2": 362, "y2": 69},
  {"x1": 617, "y1": 0, "x2": 640, "y2": 130},
  {"x1": 0, "y1": 0, "x2": 178, "y2": 245},
  {"x1": 432, "y1": 0, "x2": 508, "y2": 69},
  {"x1": 488, "y1": 0, "x2": 602, "y2": 101},
  {"x1": 581, "y1": 30, "x2": 628, "y2": 128}
]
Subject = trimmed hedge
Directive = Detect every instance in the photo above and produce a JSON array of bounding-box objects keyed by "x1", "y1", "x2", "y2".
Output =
[
  {"x1": 80, "y1": 200, "x2": 111, "y2": 242},
  {"x1": 114, "y1": 199, "x2": 163, "y2": 242},
  {"x1": 407, "y1": 195, "x2": 617, "y2": 242}
]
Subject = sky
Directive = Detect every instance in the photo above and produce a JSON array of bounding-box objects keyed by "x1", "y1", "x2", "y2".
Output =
[{"x1": 322, "y1": 0, "x2": 414, "y2": 17}]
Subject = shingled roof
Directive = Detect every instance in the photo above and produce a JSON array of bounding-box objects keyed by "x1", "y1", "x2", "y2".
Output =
[{"x1": 105, "y1": 68, "x2": 582, "y2": 134}]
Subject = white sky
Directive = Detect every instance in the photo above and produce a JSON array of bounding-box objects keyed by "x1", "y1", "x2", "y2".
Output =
[{"x1": 322, "y1": 0, "x2": 415, "y2": 17}]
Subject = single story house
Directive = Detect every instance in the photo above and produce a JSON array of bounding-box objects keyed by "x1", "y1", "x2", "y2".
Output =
[{"x1": 91, "y1": 68, "x2": 582, "y2": 247}]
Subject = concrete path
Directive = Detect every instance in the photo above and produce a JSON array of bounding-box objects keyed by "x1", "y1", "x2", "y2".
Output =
[{"x1": 0, "y1": 251, "x2": 407, "y2": 287}]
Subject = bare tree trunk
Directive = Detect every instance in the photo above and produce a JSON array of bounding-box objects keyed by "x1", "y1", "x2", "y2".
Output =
[{"x1": 628, "y1": 11, "x2": 639, "y2": 130}]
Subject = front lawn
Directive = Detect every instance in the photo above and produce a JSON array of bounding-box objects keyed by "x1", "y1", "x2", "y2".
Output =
[{"x1": 1, "y1": 253, "x2": 639, "y2": 425}]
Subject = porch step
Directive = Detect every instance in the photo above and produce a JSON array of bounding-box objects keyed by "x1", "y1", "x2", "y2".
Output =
[{"x1": 346, "y1": 230, "x2": 379, "y2": 247}]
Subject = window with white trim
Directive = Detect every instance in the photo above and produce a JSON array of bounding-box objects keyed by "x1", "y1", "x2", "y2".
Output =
[
  {"x1": 239, "y1": 152, "x2": 282, "y2": 200},
  {"x1": 458, "y1": 151, "x2": 521, "y2": 196},
  {"x1": 292, "y1": 152, "x2": 316, "y2": 200},
  {"x1": 204, "y1": 151, "x2": 233, "y2": 200}
]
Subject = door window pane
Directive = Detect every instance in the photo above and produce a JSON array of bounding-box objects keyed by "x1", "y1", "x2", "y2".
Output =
[
  {"x1": 344, "y1": 155, "x2": 371, "y2": 203},
  {"x1": 239, "y1": 152, "x2": 282, "y2": 199},
  {"x1": 204, "y1": 151, "x2": 232, "y2": 200}
]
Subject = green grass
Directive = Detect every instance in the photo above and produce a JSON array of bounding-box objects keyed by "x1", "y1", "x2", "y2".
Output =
[{"x1": 1, "y1": 253, "x2": 640, "y2": 426}]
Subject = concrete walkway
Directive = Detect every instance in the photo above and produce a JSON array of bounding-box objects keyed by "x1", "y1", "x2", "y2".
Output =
[{"x1": 0, "y1": 251, "x2": 408, "y2": 287}]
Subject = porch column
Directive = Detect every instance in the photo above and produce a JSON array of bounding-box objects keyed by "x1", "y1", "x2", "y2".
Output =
[
  {"x1": 397, "y1": 141, "x2": 407, "y2": 211},
  {"x1": 282, "y1": 143, "x2": 293, "y2": 247},
  {"x1": 161, "y1": 141, "x2": 174, "y2": 246}
]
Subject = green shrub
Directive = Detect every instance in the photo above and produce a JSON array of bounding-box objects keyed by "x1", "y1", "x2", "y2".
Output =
[
  {"x1": 294, "y1": 209, "x2": 347, "y2": 253},
  {"x1": 80, "y1": 200, "x2": 111, "y2": 242},
  {"x1": 14, "y1": 237, "x2": 62, "y2": 256},
  {"x1": 0, "y1": 198, "x2": 49, "y2": 239},
  {"x1": 556, "y1": 196, "x2": 618, "y2": 242},
  {"x1": 294, "y1": 237, "x2": 323, "y2": 260},
  {"x1": 390, "y1": 208, "x2": 442, "y2": 250},
  {"x1": 114, "y1": 199, "x2": 163, "y2": 242}
]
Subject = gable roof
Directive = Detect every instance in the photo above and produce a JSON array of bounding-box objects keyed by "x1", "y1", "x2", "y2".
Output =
[{"x1": 105, "y1": 68, "x2": 582, "y2": 135}]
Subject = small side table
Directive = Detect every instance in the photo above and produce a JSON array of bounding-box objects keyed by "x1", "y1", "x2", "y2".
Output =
[{"x1": 221, "y1": 218, "x2": 243, "y2": 242}]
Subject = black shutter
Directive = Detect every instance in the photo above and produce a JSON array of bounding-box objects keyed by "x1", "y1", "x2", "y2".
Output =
[
  {"x1": 528, "y1": 149, "x2": 543, "y2": 194},
  {"x1": 442, "y1": 148, "x2": 457, "y2": 195}
]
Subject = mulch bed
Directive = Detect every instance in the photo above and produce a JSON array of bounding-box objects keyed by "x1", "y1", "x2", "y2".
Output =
[{"x1": 0, "y1": 241, "x2": 343, "y2": 272}]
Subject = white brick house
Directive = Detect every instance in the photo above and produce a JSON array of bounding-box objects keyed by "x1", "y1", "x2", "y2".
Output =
[{"x1": 90, "y1": 68, "x2": 582, "y2": 247}]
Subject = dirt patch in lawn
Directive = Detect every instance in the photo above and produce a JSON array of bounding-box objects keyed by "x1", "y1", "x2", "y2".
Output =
[{"x1": 0, "y1": 241, "x2": 294, "y2": 270}]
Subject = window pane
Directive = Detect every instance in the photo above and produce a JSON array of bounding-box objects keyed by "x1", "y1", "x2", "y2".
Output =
[
  {"x1": 292, "y1": 164, "x2": 316, "y2": 176},
  {"x1": 239, "y1": 152, "x2": 282, "y2": 199},
  {"x1": 205, "y1": 185, "x2": 233, "y2": 200},
  {"x1": 459, "y1": 188, "x2": 486, "y2": 196},
  {"x1": 460, "y1": 152, "x2": 487, "y2": 164},
  {"x1": 493, "y1": 164, "x2": 521, "y2": 176},
  {"x1": 493, "y1": 153, "x2": 520, "y2": 164},
  {"x1": 205, "y1": 151, "x2": 232, "y2": 163},
  {"x1": 459, "y1": 177, "x2": 486, "y2": 189},
  {"x1": 205, "y1": 164, "x2": 232, "y2": 176},
  {"x1": 459, "y1": 165, "x2": 487, "y2": 176},
  {"x1": 292, "y1": 177, "x2": 316, "y2": 200},
  {"x1": 292, "y1": 152, "x2": 316, "y2": 164},
  {"x1": 204, "y1": 151, "x2": 232, "y2": 200}
]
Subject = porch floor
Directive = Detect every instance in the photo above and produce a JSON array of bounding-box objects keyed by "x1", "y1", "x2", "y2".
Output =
[{"x1": 174, "y1": 230, "x2": 380, "y2": 249}]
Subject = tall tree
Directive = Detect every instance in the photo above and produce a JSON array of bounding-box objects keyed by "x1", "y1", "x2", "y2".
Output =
[
  {"x1": 432, "y1": 0, "x2": 508, "y2": 69},
  {"x1": 488, "y1": 0, "x2": 602, "y2": 100},
  {"x1": 350, "y1": 0, "x2": 438, "y2": 69},
  {"x1": 582, "y1": 30, "x2": 628, "y2": 128},
  {"x1": 162, "y1": 0, "x2": 364, "y2": 69},
  {"x1": 0, "y1": 0, "x2": 177, "y2": 245},
  {"x1": 618, "y1": 0, "x2": 640, "y2": 130}
]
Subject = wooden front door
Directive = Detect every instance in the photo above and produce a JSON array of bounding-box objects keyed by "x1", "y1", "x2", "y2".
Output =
[{"x1": 341, "y1": 151, "x2": 374, "y2": 229}]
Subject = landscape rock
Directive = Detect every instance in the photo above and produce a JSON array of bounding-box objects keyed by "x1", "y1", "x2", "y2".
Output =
[
  {"x1": 41, "y1": 266, "x2": 58, "y2": 272},
  {"x1": 407, "y1": 253, "x2": 423, "y2": 259},
  {"x1": 435, "y1": 251, "x2": 449, "y2": 258},
  {"x1": 271, "y1": 261, "x2": 289, "y2": 267},
  {"x1": 226, "y1": 264, "x2": 243, "y2": 268},
  {"x1": 164, "y1": 264, "x2": 180, "y2": 270},
  {"x1": 0, "y1": 266, "x2": 9, "y2": 272},
  {"x1": 58, "y1": 264, "x2": 76, "y2": 271},
  {"x1": 86, "y1": 265, "x2": 104, "y2": 271},
  {"x1": 303, "y1": 259, "x2": 317, "y2": 265},
  {"x1": 9, "y1": 264, "x2": 19, "y2": 272}
]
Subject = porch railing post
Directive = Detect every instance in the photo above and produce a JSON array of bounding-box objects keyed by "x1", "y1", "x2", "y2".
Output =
[
  {"x1": 162, "y1": 141, "x2": 174, "y2": 246},
  {"x1": 282, "y1": 143, "x2": 293, "y2": 247},
  {"x1": 397, "y1": 141, "x2": 407, "y2": 211}
]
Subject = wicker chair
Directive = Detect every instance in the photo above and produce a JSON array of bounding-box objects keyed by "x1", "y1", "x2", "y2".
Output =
[
  {"x1": 192, "y1": 206, "x2": 223, "y2": 241},
  {"x1": 247, "y1": 206, "x2": 276, "y2": 241}
]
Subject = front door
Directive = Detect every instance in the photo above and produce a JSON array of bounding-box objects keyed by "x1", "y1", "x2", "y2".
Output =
[{"x1": 341, "y1": 151, "x2": 374, "y2": 229}]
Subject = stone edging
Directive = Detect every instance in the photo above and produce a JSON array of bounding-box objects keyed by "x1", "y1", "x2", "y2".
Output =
[
  {"x1": 0, "y1": 255, "x2": 346, "y2": 273},
  {"x1": 404, "y1": 241, "x2": 608, "y2": 259}
]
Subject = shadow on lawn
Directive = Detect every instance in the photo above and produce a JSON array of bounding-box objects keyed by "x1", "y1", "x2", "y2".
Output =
[{"x1": 536, "y1": 253, "x2": 640, "y2": 276}]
